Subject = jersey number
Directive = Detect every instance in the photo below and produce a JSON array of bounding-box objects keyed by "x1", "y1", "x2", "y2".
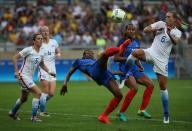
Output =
[
  {"x1": 34, "y1": 58, "x2": 39, "y2": 64},
  {"x1": 161, "y1": 36, "x2": 166, "y2": 43},
  {"x1": 48, "y1": 51, "x2": 51, "y2": 55}
]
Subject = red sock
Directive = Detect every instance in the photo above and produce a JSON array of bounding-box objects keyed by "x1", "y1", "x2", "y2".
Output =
[
  {"x1": 140, "y1": 86, "x2": 154, "y2": 110},
  {"x1": 104, "y1": 47, "x2": 119, "y2": 57},
  {"x1": 120, "y1": 89, "x2": 137, "y2": 112},
  {"x1": 102, "y1": 97, "x2": 121, "y2": 116},
  {"x1": 119, "y1": 39, "x2": 131, "y2": 56}
]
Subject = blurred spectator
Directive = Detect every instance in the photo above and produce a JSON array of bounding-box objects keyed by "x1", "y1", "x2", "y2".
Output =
[{"x1": 0, "y1": 0, "x2": 190, "y2": 50}]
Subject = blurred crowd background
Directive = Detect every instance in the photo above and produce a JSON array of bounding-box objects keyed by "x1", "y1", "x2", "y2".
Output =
[{"x1": 0, "y1": 0, "x2": 191, "y2": 50}]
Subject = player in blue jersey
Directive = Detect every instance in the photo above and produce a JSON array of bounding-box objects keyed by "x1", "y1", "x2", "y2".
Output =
[
  {"x1": 60, "y1": 39, "x2": 131, "y2": 124},
  {"x1": 113, "y1": 24, "x2": 154, "y2": 122}
]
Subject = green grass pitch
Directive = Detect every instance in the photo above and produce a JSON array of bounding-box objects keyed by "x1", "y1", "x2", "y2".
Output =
[{"x1": 0, "y1": 80, "x2": 192, "y2": 131}]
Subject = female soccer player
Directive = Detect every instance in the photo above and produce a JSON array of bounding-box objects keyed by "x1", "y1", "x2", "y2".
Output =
[
  {"x1": 9, "y1": 33, "x2": 55, "y2": 122},
  {"x1": 38, "y1": 26, "x2": 60, "y2": 116},
  {"x1": 113, "y1": 24, "x2": 154, "y2": 122},
  {"x1": 126, "y1": 12, "x2": 182, "y2": 123},
  {"x1": 60, "y1": 39, "x2": 131, "y2": 124}
]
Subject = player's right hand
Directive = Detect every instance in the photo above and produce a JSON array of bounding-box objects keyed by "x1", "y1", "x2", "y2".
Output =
[
  {"x1": 139, "y1": 66, "x2": 144, "y2": 72},
  {"x1": 60, "y1": 85, "x2": 68, "y2": 96},
  {"x1": 14, "y1": 72, "x2": 19, "y2": 79},
  {"x1": 48, "y1": 71, "x2": 56, "y2": 77}
]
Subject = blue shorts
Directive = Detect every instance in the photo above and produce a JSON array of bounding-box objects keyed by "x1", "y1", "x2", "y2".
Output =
[
  {"x1": 120, "y1": 69, "x2": 145, "y2": 81},
  {"x1": 131, "y1": 69, "x2": 145, "y2": 79},
  {"x1": 88, "y1": 62, "x2": 114, "y2": 87}
]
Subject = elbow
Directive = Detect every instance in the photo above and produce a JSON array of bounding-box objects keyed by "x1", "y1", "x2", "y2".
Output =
[
  {"x1": 12, "y1": 55, "x2": 16, "y2": 62},
  {"x1": 143, "y1": 28, "x2": 149, "y2": 33}
]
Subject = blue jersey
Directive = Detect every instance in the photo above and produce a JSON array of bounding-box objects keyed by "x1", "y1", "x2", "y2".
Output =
[
  {"x1": 117, "y1": 38, "x2": 144, "y2": 80},
  {"x1": 72, "y1": 59, "x2": 114, "y2": 87}
]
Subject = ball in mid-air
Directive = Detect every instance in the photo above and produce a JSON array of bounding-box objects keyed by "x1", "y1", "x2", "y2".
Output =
[{"x1": 112, "y1": 8, "x2": 126, "y2": 22}]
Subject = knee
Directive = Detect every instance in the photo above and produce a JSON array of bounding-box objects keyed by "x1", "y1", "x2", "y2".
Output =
[
  {"x1": 159, "y1": 82, "x2": 166, "y2": 90},
  {"x1": 146, "y1": 82, "x2": 154, "y2": 89},
  {"x1": 21, "y1": 97, "x2": 28, "y2": 103},
  {"x1": 116, "y1": 92, "x2": 123, "y2": 100},
  {"x1": 132, "y1": 49, "x2": 139, "y2": 57},
  {"x1": 128, "y1": 84, "x2": 138, "y2": 92}
]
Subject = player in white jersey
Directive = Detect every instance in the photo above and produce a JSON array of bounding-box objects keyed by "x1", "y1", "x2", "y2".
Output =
[
  {"x1": 9, "y1": 33, "x2": 55, "y2": 122},
  {"x1": 126, "y1": 12, "x2": 182, "y2": 124},
  {"x1": 38, "y1": 26, "x2": 61, "y2": 116}
]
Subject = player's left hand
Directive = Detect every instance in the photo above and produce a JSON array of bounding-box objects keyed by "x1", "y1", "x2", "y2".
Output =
[
  {"x1": 55, "y1": 53, "x2": 61, "y2": 59},
  {"x1": 60, "y1": 85, "x2": 68, "y2": 96}
]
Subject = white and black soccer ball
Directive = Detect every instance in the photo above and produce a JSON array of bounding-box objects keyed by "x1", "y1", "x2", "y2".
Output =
[{"x1": 111, "y1": 8, "x2": 126, "y2": 23}]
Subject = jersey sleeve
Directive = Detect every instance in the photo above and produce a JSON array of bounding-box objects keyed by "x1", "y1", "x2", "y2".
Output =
[
  {"x1": 151, "y1": 21, "x2": 165, "y2": 30},
  {"x1": 19, "y1": 47, "x2": 30, "y2": 58},
  {"x1": 53, "y1": 39, "x2": 59, "y2": 48},
  {"x1": 72, "y1": 59, "x2": 79, "y2": 68}
]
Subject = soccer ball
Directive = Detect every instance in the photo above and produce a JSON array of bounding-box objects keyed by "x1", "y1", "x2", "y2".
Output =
[{"x1": 111, "y1": 8, "x2": 126, "y2": 22}]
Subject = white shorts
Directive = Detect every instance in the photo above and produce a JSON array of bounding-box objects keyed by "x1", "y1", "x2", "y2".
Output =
[
  {"x1": 39, "y1": 70, "x2": 56, "y2": 81},
  {"x1": 144, "y1": 48, "x2": 168, "y2": 77},
  {"x1": 18, "y1": 75, "x2": 36, "y2": 90}
]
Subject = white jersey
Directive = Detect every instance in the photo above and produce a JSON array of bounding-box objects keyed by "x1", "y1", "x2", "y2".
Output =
[
  {"x1": 149, "y1": 21, "x2": 182, "y2": 62},
  {"x1": 39, "y1": 39, "x2": 58, "y2": 75},
  {"x1": 19, "y1": 46, "x2": 44, "y2": 78}
]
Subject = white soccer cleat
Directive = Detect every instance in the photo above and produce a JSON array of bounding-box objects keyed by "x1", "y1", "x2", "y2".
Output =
[
  {"x1": 31, "y1": 116, "x2": 42, "y2": 122},
  {"x1": 163, "y1": 113, "x2": 170, "y2": 124},
  {"x1": 9, "y1": 110, "x2": 21, "y2": 120},
  {"x1": 39, "y1": 112, "x2": 50, "y2": 117},
  {"x1": 118, "y1": 80, "x2": 125, "y2": 89}
]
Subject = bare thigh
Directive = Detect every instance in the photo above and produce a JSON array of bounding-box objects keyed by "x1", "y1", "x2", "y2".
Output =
[
  {"x1": 40, "y1": 80, "x2": 50, "y2": 93},
  {"x1": 107, "y1": 78, "x2": 123, "y2": 99},
  {"x1": 132, "y1": 49, "x2": 146, "y2": 61},
  {"x1": 156, "y1": 73, "x2": 168, "y2": 90},
  {"x1": 136, "y1": 75, "x2": 154, "y2": 87},
  {"x1": 29, "y1": 86, "x2": 42, "y2": 99},
  {"x1": 125, "y1": 75, "x2": 138, "y2": 90}
]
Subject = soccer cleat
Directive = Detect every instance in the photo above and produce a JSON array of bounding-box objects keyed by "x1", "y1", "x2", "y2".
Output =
[
  {"x1": 118, "y1": 112, "x2": 127, "y2": 122},
  {"x1": 163, "y1": 113, "x2": 169, "y2": 124},
  {"x1": 98, "y1": 115, "x2": 111, "y2": 124},
  {"x1": 137, "y1": 110, "x2": 151, "y2": 119},
  {"x1": 31, "y1": 116, "x2": 42, "y2": 122},
  {"x1": 9, "y1": 110, "x2": 21, "y2": 120},
  {"x1": 39, "y1": 112, "x2": 50, "y2": 117}
]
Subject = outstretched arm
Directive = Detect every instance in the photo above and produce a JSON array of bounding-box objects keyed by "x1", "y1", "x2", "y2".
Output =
[
  {"x1": 60, "y1": 67, "x2": 77, "y2": 95},
  {"x1": 144, "y1": 25, "x2": 163, "y2": 33},
  {"x1": 135, "y1": 59, "x2": 144, "y2": 72}
]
